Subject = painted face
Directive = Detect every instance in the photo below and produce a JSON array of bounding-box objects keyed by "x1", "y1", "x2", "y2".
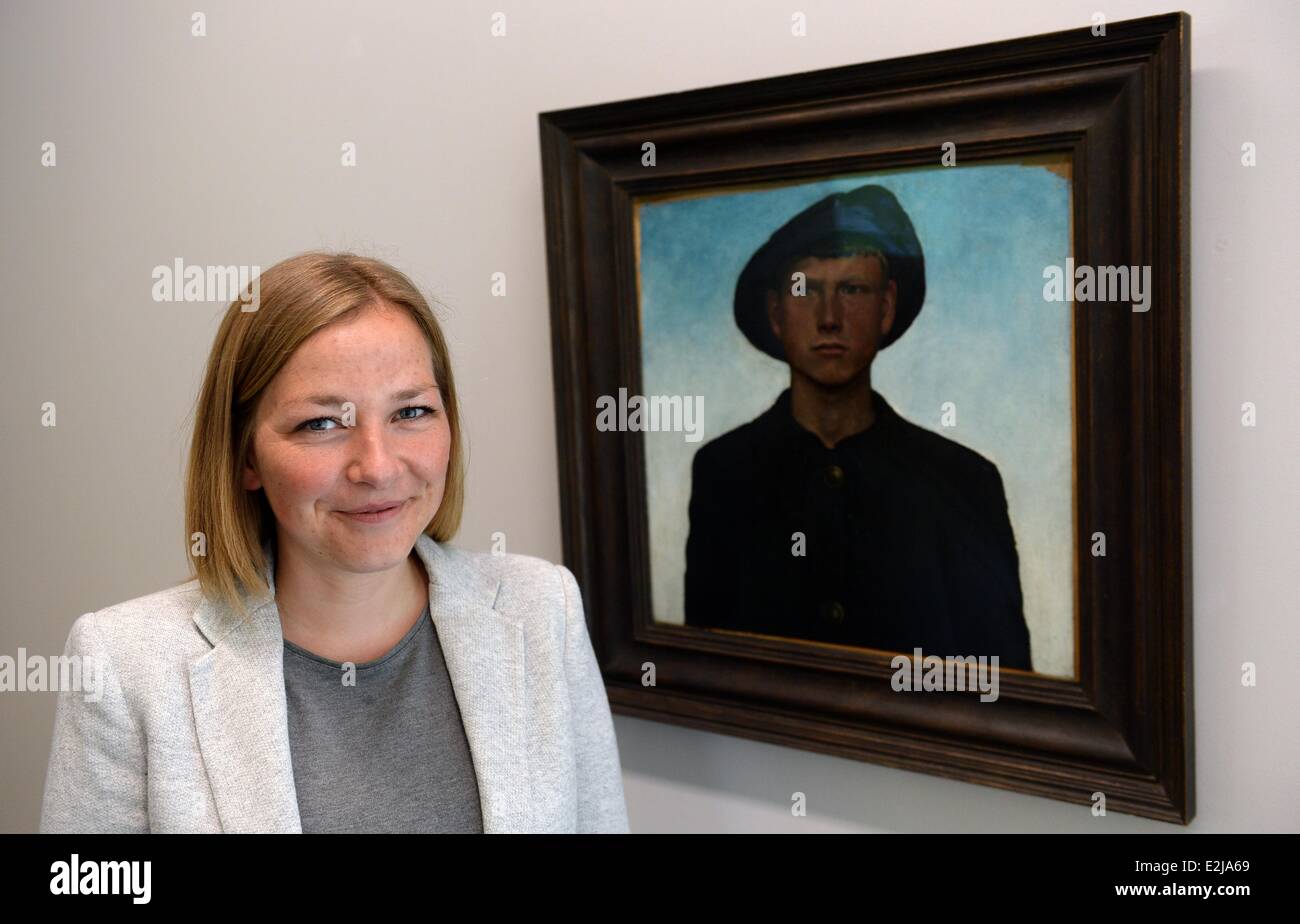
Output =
[
  {"x1": 242, "y1": 303, "x2": 451, "y2": 576},
  {"x1": 766, "y1": 253, "x2": 897, "y2": 388}
]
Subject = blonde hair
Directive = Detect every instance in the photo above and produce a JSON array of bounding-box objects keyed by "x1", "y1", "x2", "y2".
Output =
[{"x1": 183, "y1": 251, "x2": 465, "y2": 620}]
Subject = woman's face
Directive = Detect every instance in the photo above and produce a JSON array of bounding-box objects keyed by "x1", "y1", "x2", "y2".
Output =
[{"x1": 242, "y1": 303, "x2": 452, "y2": 576}]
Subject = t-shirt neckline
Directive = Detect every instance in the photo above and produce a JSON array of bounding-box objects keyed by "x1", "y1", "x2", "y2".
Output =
[{"x1": 283, "y1": 603, "x2": 431, "y2": 670}]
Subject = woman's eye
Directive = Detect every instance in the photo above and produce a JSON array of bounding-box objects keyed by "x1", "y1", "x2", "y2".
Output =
[
  {"x1": 397, "y1": 405, "x2": 438, "y2": 421},
  {"x1": 300, "y1": 417, "x2": 339, "y2": 432},
  {"x1": 297, "y1": 405, "x2": 437, "y2": 432}
]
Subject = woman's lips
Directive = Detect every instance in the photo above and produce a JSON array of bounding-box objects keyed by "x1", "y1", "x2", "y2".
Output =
[{"x1": 338, "y1": 500, "x2": 406, "y2": 524}]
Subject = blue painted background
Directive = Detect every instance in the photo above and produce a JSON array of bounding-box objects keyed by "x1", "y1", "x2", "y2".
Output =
[{"x1": 637, "y1": 161, "x2": 1075, "y2": 677}]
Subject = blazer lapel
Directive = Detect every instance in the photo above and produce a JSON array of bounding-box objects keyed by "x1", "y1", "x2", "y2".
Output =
[
  {"x1": 412, "y1": 534, "x2": 530, "y2": 833},
  {"x1": 189, "y1": 544, "x2": 302, "y2": 833},
  {"x1": 189, "y1": 535, "x2": 530, "y2": 834}
]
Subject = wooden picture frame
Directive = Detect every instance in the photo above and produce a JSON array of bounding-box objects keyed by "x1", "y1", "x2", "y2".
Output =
[{"x1": 538, "y1": 12, "x2": 1192, "y2": 823}]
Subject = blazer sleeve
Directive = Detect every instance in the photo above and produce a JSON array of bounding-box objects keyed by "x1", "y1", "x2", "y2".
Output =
[
  {"x1": 39, "y1": 613, "x2": 149, "y2": 834},
  {"x1": 556, "y1": 563, "x2": 630, "y2": 833}
]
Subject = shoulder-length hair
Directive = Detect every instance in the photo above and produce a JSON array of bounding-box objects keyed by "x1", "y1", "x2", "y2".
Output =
[{"x1": 184, "y1": 251, "x2": 465, "y2": 620}]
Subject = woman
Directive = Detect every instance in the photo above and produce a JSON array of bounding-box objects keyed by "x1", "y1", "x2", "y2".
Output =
[{"x1": 39, "y1": 251, "x2": 629, "y2": 833}]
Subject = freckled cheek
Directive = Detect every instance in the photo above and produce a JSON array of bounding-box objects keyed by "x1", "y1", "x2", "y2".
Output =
[
  {"x1": 262, "y1": 446, "x2": 339, "y2": 508},
  {"x1": 412, "y1": 424, "x2": 453, "y2": 485}
]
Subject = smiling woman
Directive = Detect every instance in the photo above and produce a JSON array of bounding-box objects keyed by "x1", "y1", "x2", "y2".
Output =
[
  {"x1": 38, "y1": 251, "x2": 630, "y2": 833},
  {"x1": 188, "y1": 253, "x2": 467, "y2": 625}
]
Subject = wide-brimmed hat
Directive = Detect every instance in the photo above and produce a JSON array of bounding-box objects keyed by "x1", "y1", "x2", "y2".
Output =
[{"x1": 733, "y1": 183, "x2": 926, "y2": 361}]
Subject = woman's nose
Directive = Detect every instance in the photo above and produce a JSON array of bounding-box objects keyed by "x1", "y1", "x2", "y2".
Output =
[{"x1": 346, "y1": 423, "x2": 402, "y2": 483}]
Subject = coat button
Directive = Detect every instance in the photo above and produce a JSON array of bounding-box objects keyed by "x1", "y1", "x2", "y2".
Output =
[
  {"x1": 824, "y1": 464, "x2": 845, "y2": 487},
  {"x1": 821, "y1": 600, "x2": 845, "y2": 624}
]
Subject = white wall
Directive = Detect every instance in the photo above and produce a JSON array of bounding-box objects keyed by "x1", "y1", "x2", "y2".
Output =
[{"x1": 2, "y1": 0, "x2": 1297, "y2": 832}]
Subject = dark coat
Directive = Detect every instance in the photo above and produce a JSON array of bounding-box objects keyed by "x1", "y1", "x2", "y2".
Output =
[{"x1": 683, "y1": 388, "x2": 1033, "y2": 671}]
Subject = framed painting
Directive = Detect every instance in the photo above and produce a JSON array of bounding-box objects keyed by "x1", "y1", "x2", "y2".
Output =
[{"x1": 539, "y1": 12, "x2": 1191, "y2": 822}]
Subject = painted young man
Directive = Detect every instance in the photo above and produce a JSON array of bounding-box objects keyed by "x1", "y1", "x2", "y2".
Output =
[{"x1": 683, "y1": 184, "x2": 1033, "y2": 671}]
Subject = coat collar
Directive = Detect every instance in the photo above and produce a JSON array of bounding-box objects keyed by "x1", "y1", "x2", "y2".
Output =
[
  {"x1": 188, "y1": 533, "x2": 529, "y2": 833},
  {"x1": 760, "y1": 386, "x2": 903, "y2": 451}
]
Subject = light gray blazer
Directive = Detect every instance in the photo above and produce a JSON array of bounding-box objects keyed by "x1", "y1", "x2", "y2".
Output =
[{"x1": 39, "y1": 534, "x2": 629, "y2": 833}]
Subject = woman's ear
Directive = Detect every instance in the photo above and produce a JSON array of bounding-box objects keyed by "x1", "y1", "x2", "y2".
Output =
[{"x1": 242, "y1": 446, "x2": 262, "y2": 491}]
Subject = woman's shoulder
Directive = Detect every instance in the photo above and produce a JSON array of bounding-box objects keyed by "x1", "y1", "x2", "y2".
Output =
[
  {"x1": 442, "y1": 546, "x2": 576, "y2": 620},
  {"x1": 454, "y1": 546, "x2": 560, "y2": 579},
  {"x1": 63, "y1": 578, "x2": 208, "y2": 659},
  {"x1": 90, "y1": 577, "x2": 204, "y2": 624}
]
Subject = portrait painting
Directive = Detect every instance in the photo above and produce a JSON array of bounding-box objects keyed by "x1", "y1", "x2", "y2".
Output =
[
  {"x1": 540, "y1": 13, "x2": 1191, "y2": 821},
  {"x1": 637, "y1": 158, "x2": 1075, "y2": 678}
]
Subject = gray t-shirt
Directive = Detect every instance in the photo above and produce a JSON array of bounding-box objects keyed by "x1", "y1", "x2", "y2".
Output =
[{"x1": 282, "y1": 603, "x2": 483, "y2": 833}]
